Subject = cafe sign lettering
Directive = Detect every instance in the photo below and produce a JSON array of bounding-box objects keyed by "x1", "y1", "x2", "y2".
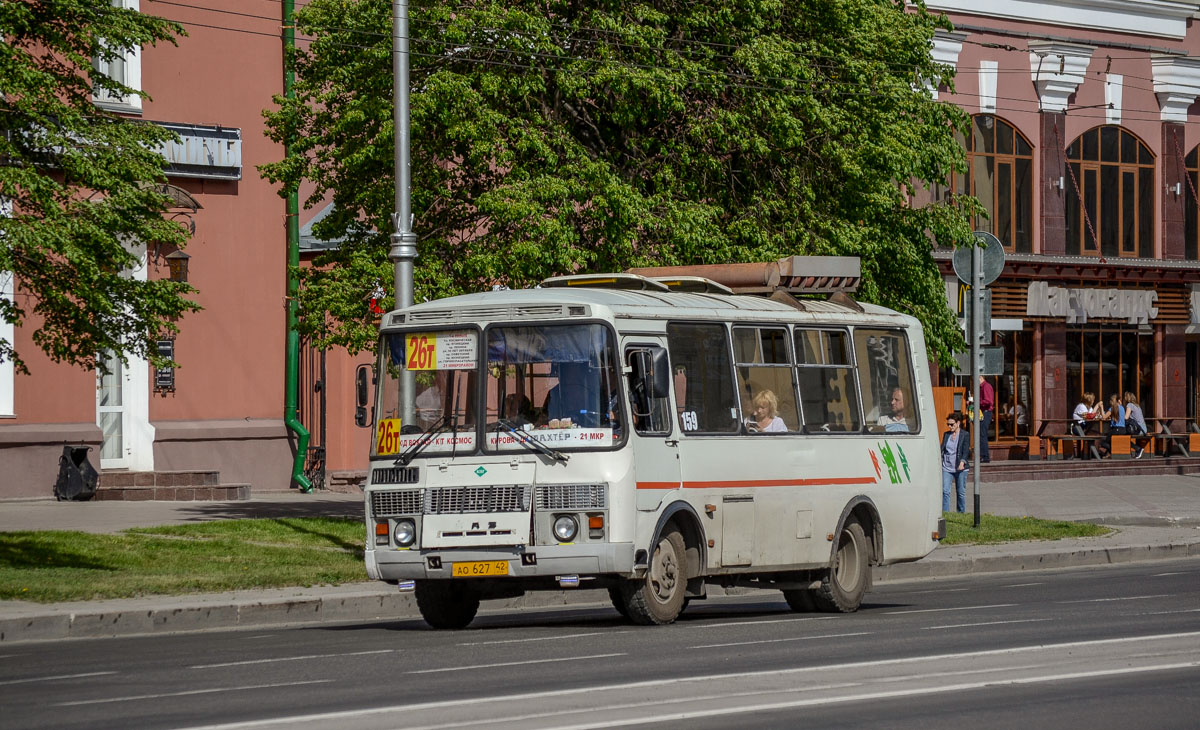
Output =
[{"x1": 1026, "y1": 281, "x2": 1157, "y2": 324}]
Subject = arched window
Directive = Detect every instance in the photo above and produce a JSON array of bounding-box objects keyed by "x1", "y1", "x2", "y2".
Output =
[
  {"x1": 936, "y1": 115, "x2": 1034, "y2": 253},
  {"x1": 1065, "y1": 126, "x2": 1154, "y2": 258},
  {"x1": 1183, "y1": 147, "x2": 1200, "y2": 260}
]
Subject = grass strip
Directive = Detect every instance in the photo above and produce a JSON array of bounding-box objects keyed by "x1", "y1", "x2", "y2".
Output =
[
  {"x1": 0, "y1": 518, "x2": 366, "y2": 603},
  {"x1": 940, "y1": 512, "x2": 1110, "y2": 545}
]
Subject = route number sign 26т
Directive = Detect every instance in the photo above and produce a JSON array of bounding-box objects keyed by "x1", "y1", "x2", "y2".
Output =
[{"x1": 404, "y1": 332, "x2": 477, "y2": 371}]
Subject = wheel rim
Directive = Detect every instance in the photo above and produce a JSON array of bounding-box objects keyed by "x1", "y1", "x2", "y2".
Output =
[
  {"x1": 648, "y1": 536, "x2": 679, "y2": 604},
  {"x1": 833, "y1": 529, "x2": 862, "y2": 592}
]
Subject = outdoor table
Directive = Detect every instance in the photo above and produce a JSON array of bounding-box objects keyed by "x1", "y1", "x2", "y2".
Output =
[{"x1": 1034, "y1": 418, "x2": 1102, "y2": 460}]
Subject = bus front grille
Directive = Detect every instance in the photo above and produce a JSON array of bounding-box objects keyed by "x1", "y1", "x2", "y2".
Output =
[
  {"x1": 427, "y1": 485, "x2": 529, "y2": 514},
  {"x1": 536, "y1": 484, "x2": 608, "y2": 510},
  {"x1": 371, "y1": 489, "x2": 423, "y2": 517}
]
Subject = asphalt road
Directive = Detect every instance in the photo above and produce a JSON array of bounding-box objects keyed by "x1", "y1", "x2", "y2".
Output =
[{"x1": 1, "y1": 560, "x2": 1198, "y2": 730}]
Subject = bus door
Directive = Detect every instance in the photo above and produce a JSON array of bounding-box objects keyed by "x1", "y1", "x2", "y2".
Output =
[{"x1": 624, "y1": 345, "x2": 679, "y2": 511}]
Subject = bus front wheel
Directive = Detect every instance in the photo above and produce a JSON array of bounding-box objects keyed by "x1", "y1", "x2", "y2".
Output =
[
  {"x1": 812, "y1": 518, "x2": 870, "y2": 613},
  {"x1": 415, "y1": 580, "x2": 480, "y2": 630},
  {"x1": 620, "y1": 527, "x2": 687, "y2": 625}
]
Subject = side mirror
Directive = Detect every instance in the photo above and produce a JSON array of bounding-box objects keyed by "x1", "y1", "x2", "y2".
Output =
[
  {"x1": 631, "y1": 348, "x2": 671, "y2": 399},
  {"x1": 354, "y1": 364, "x2": 371, "y2": 428}
]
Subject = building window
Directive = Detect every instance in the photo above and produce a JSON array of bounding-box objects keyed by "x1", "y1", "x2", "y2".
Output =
[
  {"x1": 1065, "y1": 126, "x2": 1154, "y2": 259},
  {"x1": 1064, "y1": 327, "x2": 1154, "y2": 417},
  {"x1": 92, "y1": 0, "x2": 143, "y2": 113},
  {"x1": 1183, "y1": 148, "x2": 1200, "y2": 260},
  {"x1": 990, "y1": 330, "x2": 1034, "y2": 439},
  {"x1": 935, "y1": 115, "x2": 1034, "y2": 253}
]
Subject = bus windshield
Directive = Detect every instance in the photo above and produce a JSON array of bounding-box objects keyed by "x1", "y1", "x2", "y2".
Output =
[
  {"x1": 484, "y1": 323, "x2": 623, "y2": 451},
  {"x1": 374, "y1": 329, "x2": 478, "y2": 458}
]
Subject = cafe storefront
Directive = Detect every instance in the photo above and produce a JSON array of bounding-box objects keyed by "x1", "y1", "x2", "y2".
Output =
[{"x1": 938, "y1": 257, "x2": 1197, "y2": 455}]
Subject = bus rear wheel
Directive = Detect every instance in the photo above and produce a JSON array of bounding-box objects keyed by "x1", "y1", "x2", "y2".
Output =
[
  {"x1": 415, "y1": 580, "x2": 480, "y2": 630},
  {"x1": 620, "y1": 527, "x2": 687, "y2": 625},
  {"x1": 812, "y1": 518, "x2": 870, "y2": 613}
]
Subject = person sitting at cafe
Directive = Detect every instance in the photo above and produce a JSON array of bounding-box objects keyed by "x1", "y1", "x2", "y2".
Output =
[
  {"x1": 1096, "y1": 393, "x2": 1126, "y2": 458},
  {"x1": 1072, "y1": 392, "x2": 1098, "y2": 434},
  {"x1": 1123, "y1": 391, "x2": 1148, "y2": 459}
]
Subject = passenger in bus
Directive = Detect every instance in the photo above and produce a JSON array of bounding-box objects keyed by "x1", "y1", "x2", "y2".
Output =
[
  {"x1": 747, "y1": 390, "x2": 787, "y2": 433},
  {"x1": 542, "y1": 363, "x2": 599, "y2": 428},
  {"x1": 876, "y1": 387, "x2": 909, "y2": 433}
]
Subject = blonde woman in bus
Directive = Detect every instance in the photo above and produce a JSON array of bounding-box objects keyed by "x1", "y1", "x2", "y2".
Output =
[{"x1": 748, "y1": 389, "x2": 787, "y2": 432}]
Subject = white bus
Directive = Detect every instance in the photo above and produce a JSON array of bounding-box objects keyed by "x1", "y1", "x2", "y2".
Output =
[{"x1": 363, "y1": 259, "x2": 944, "y2": 629}]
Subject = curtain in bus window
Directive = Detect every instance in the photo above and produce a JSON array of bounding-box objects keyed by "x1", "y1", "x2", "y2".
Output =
[
  {"x1": 794, "y1": 329, "x2": 861, "y2": 433},
  {"x1": 855, "y1": 329, "x2": 919, "y2": 434},
  {"x1": 667, "y1": 323, "x2": 739, "y2": 433}
]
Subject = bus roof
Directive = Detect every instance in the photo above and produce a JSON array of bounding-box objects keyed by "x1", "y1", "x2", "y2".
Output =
[{"x1": 384, "y1": 282, "x2": 918, "y2": 330}]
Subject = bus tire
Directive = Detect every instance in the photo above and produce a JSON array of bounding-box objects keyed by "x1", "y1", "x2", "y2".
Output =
[
  {"x1": 608, "y1": 586, "x2": 630, "y2": 619},
  {"x1": 812, "y1": 518, "x2": 870, "y2": 613},
  {"x1": 620, "y1": 527, "x2": 687, "y2": 625},
  {"x1": 782, "y1": 588, "x2": 818, "y2": 612},
  {"x1": 415, "y1": 580, "x2": 480, "y2": 630}
]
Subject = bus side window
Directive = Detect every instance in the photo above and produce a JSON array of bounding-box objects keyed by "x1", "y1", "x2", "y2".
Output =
[
  {"x1": 795, "y1": 328, "x2": 861, "y2": 433},
  {"x1": 856, "y1": 328, "x2": 919, "y2": 434},
  {"x1": 666, "y1": 323, "x2": 739, "y2": 433},
  {"x1": 733, "y1": 326, "x2": 798, "y2": 433}
]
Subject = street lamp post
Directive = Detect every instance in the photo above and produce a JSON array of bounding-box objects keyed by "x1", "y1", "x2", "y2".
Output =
[{"x1": 391, "y1": 0, "x2": 417, "y2": 427}]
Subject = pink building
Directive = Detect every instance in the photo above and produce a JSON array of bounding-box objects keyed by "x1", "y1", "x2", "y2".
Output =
[
  {"x1": 920, "y1": 1, "x2": 1200, "y2": 454},
  {"x1": 0, "y1": 1, "x2": 370, "y2": 499}
]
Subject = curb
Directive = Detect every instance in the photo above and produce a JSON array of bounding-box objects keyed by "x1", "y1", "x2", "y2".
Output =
[{"x1": 3, "y1": 540, "x2": 1199, "y2": 644}]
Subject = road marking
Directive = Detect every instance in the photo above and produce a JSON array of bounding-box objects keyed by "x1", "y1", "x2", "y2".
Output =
[
  {"x1": 0, "y1": 670, "x2": 116, "y2": 686},
  {"x1": 170, "y1": 631, "x2": 1200, "y2": 730},
  {"x1": 460, "y1": 631, "x2": 619, "y2": 646},
  {"x1": 1152, "y1": 572, "x2": 1193, "y2": 577},
  {"x1": 408, "y1": 653, "x2": 625, "y2": 674},
  {"x1": 53, "y1": 679, "x2": 332, "y2": 707},
  {"x1": 1140, "y1": 608, "x2": 1200, "y2": 616},
  {"x1": 889, "y1": 587, "x2": 970, "y2": 596},
  {"x1": 1058, "y1": 594, "x2": 1170, "y2": 604},
  {"x1": 1002, "y1": 582, "x2": 1045, "y2": 588},
  {"x1": 692, "y1": 632, "x2": 870, "y2": 649},
  {"x1": 190, "y1": 649, "x2": 396, "y2": 669},
  {"x1": 924, "y1": 618, "x2": 1052, "y2": 630},
  {"x1": 885, "y1": 603, "x2": 1016, "y2": 615},
  {"x1": 693, "y1": 616, "x2": 837, "y2": 628}
]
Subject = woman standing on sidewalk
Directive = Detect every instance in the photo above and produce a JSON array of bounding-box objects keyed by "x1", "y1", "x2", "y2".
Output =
[{"x1": 941, "y1": 412, "x2": 970, "y2": 513}]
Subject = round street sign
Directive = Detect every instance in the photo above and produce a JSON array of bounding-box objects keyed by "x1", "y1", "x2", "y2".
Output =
[{"x1": 952, "y1": 231, "x2": 1006, "y2": 286}]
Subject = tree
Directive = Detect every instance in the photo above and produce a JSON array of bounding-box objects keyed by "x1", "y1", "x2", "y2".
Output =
[
  {"x1": 0, "y1": 0, "x2": 198, "y2": 374},
  {"x1": 262, "y1": 0, "x2": 979, "y2": 359}
]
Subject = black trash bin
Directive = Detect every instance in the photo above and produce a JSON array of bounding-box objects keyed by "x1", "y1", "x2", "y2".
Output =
[{"x1": 54, "y1": 446, "x2": 99, "y2": 501}]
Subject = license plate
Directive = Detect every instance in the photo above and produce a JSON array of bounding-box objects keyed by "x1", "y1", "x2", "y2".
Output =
[{"x1": 451, "y1": 560, "x2": 509, "y2": 577}]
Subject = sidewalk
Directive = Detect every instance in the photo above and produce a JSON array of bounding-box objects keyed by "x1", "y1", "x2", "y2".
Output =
[{"x1": 2, "y1": 475, "x2": 1199, "y2": 643}]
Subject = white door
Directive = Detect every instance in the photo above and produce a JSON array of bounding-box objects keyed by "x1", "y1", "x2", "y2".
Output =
[{"x1": 97, "y1": 350, "x2": 129, "y2": 469}]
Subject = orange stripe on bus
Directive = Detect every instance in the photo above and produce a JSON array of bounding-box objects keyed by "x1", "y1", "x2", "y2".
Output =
[{"x1": 636, "y1": 477, "x2": 878, "y2": 490}]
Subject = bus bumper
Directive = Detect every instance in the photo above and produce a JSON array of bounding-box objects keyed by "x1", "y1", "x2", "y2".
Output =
[{"x1": 367, "y1": 542, "x2": 637, "y2": 582}]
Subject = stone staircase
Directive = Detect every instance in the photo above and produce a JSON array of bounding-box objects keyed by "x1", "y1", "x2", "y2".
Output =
[
  {"x1": 978, "y1": 454, "x2": 1200, "y2": 483},
  {"x1": 97, "y1": 470, "x2": 251, "y2": 501}
]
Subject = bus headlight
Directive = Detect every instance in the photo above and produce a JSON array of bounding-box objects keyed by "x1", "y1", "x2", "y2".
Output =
[
  {"x1": 393, "y1": 518, "x2": 417, "y2": 547},
  {"x1": 553, "y1": 515, "x2": 578, "y2": 543}
]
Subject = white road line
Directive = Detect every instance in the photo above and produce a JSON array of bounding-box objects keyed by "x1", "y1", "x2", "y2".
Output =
[
  {"x1": 538, "y1": 662, "x2": 1200, "y2": 730},
  {"x1": 692, "y1": 632, "x2": 870, "y2": 649},
  {"x1": 925, "y1": 618, "x2": 1052, "y2": 630},
  {"x1": 1058, "y1": 594, "x2": 1170, "y2": 604},
  {"x1": 53, "y1": 679, "x2": 332, "y2": 707},
  {"x1": 190, "y1": 649, "x2": 396, "y2": 669},
  {"x1": 171, "y1": 631, "x2": 1200, "y2": 730},
  {"x1": 460, "y1": 631, "x2": 619, "y2": 646},
  {"x1": 0, "y1": 670, "x2": 116, "y2": 686},
  {"x1": 693, "y1": 616, "x2": 837, "y2": 628},
  {"x1": 1152, "y1": 572, "x2": 1193, "y2": 577},
  {"x1": 890, "y1": 587, "x2": 970, "y2": 596},
  {"x1": 408, "y1": 653, "x2": 626, "y2": 674},
  {"x1": 885, "y1": 603, "x2": 1016, "y2": 615},
  {"x1": 1002, "y1": 582, "x2": 1045, "y2": 588},
  {"x1": 1141, "y1": 608, "x2": 1200, "y2": 616}
]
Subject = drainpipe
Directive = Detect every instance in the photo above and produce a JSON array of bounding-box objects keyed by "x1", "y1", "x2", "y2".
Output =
[{"x1": 283, "y1": 0, "x2": 312, "y2": 492}]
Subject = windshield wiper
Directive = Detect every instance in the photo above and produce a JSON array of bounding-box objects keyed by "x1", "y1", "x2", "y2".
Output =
[
  {"x1": 394, "y1": 414, "x2": 447, "y2": 466},
  {"x1": 494, "y1": 418, "x2": 569, "y2": 463}
]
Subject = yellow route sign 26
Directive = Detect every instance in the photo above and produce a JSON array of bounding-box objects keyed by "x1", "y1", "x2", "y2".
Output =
[{"x1": 404, "y1": 332, "x2": 477, "y2": 371}]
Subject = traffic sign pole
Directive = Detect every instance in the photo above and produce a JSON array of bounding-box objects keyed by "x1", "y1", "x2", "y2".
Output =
[{"x1": 971, "y1": 244, "x2": 982, "y2": 529}]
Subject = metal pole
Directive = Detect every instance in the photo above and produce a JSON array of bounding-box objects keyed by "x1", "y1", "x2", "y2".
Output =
[
  {"x1": 971, "y1": 244, "x2": 982, "y2": 528},
  {"x1": 392, "y1": 0, "x2": 417, "y2": 427}
]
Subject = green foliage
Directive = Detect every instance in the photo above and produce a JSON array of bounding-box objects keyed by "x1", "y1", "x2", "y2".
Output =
[
  {"x1": 0, "y1": 0, "x2": 200, "y2": 373},
  {"x1": 0, "y1": 518, "x2": 366, "y2": 602},
  {"x1": 262, "y1": 0, "x2": 979, "y2": 359},
  {"x1": 940, "y1": 512, "x2": 1111, "y2": 545}
]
